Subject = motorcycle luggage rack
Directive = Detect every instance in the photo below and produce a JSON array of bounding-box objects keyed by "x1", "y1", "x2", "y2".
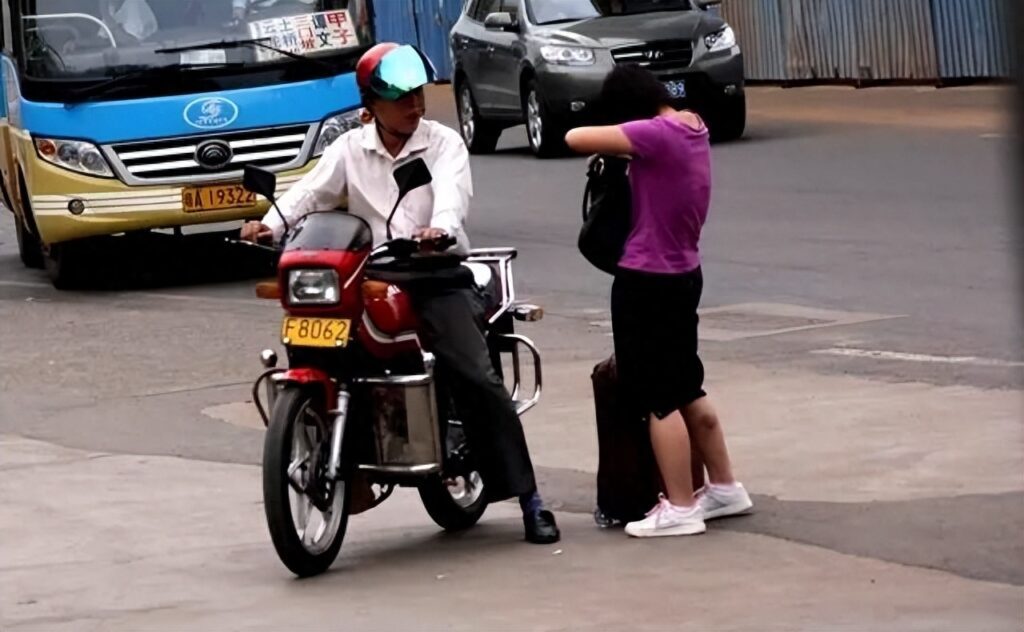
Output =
[{"x1": 496, "y1": 333, "x2": 543, "y2": 416}]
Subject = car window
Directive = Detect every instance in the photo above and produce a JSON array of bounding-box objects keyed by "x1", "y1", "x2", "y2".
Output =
[
  {"x1": 472, "y1": 0, "x2": 503, "y2": 21},
  {"x1": 528, "y1": 0, "x2": 693, "y2": 25},
  {"x1": 500, "y1": 0, "x2": 519, "y2": 21}
]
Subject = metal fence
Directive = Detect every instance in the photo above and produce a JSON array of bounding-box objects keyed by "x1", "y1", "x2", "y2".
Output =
[
  {"x1": 370, "y1": 0, "x2": 1013, "y2": 84},
  {"x1": 931, "y1": 0, "x2": 1014, "y2": 78},
  {"x1": 722, "y1": 0, "x2": 1012, "y2": 83}
]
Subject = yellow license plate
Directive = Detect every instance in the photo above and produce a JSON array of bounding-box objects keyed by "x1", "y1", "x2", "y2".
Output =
[
  {"x1": 281, "y1": 317, "x2": 352, "y2": 348},
  {"x1": 182, "y1": 184, "x2": 257, "y2": 213}
]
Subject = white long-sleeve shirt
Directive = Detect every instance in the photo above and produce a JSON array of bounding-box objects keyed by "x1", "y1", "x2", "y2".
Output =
[{"x1": 263, "y1": 119, "x2": 473, "y2": 254}]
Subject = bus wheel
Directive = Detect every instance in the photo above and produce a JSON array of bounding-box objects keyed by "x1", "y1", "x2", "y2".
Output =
[
  {"x1": 15, "y1": 213, "x2": 44, "y2": 269},
  {"x1": 45, "y1": 241, "x2": 87, "y2": 290},
  {"x1": 15, "y1": 176, "x2": 44, "y2": 269}
]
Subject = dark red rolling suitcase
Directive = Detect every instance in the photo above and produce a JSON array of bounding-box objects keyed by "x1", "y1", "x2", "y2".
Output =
[{"x1": 593, "y1": 355, "x2": 705, "y2": 525}]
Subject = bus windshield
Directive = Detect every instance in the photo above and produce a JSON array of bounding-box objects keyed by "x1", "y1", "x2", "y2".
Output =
[{"x1": 19, "y1": 0, "x2": 373, "y2": 81}]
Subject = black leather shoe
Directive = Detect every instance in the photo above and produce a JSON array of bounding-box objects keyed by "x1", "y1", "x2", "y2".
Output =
[{"x1": 524, "y1": 510, "x2": 561, "y2": 544}]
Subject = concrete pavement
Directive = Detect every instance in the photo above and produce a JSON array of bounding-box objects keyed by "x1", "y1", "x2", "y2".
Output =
[{"x1": 2, "y1": 436, "x2": 1021, "y2": 631}]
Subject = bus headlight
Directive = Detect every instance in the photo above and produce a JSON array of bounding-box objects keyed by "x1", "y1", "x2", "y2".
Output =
[
  {"x1": 313, "y1": 110, "x2": 363, "y2": 156},
  {"x1": 34, "y1": 137, "x2": 114, "y2": 178}
]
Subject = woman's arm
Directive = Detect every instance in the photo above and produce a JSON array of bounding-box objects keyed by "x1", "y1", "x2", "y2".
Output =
[{"x1": 565, "y1": 125, "x2": 634, "y2": 156}]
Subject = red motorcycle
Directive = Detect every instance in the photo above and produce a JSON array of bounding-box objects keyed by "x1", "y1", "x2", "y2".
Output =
[{"x1": 242, "y1": 161, "x2": 544, "y2": 577}]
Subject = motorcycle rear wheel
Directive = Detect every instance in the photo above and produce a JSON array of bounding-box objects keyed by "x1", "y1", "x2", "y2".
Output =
[
  {"x1": 263, "y1": 386, "x2": 350, "y2": 577},
  {"x1": 418, "y1": 424, "x2": 488, "y2": 531}
]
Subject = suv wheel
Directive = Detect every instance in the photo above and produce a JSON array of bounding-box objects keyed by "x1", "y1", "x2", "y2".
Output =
[
  {"x1": 457, "y1": 83, "x2": 500, "y2": 154},
  {"x1": 524, "y1": 80, "x2": 566, "y2": 158},
  {"x1": 709, "y1": 93, "x2": 746, "y2": 143}
]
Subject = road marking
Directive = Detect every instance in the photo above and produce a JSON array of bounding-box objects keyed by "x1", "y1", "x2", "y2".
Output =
[
  {"x1": 698, "y1": 303, "x2": 904, "y2": 342},
  {"x1": 813, "y1": 347, "x2": 1024, "y2": 368},
  {"x1": 0, "y1": 280, "x2": 49, "y2": 289},
  {"x1": 980, "y1": 133, "x2": 1007, "y2": 139},
  {"x1": 0, "y1": 279, "x2": 266, "y2": 306}
]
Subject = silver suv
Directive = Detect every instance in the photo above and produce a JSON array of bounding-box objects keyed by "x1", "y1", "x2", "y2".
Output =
[{"x1": 451, "y1": 0, "x2": 745, "y2": 157}]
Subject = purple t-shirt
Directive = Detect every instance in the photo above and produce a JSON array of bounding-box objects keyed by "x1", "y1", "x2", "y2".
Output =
[{"x1": 619, "y1": 116, "x2": 711, "y2": 274}]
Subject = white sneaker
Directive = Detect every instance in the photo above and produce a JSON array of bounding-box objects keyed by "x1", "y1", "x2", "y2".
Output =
[
  {"x1": 624, "y1": 495, "x2": 706, "y2": 538},
  {"x1": 698, "y1": 482, "x2": 753, "y2": 520}
]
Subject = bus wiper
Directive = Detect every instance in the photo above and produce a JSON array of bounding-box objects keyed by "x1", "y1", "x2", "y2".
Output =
[
  {"x1": 64, "y1": 62, "x2": 244, "y2": 104},
  {"x1": 156, "y1": 38, "x2": 348, "y2": 72}
]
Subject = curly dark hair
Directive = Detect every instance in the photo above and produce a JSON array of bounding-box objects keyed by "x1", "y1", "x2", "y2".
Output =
[{"x1": 598, "y1": 64, "x2": 673, "y2": 125}]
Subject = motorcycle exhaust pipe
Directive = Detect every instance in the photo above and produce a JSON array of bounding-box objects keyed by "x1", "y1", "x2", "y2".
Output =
[{"x1": 327, "y1": 390, "x2": 351, "y2": 481}]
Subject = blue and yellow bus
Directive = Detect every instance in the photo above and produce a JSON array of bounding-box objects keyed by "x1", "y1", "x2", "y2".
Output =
[{"x1": 1, "y1": 0, "x2": 372, "y2": 287}]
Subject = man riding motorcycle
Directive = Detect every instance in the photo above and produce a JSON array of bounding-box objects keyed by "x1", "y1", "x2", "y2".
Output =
[{"x1": 241, "y1": 43, "x2": 560, "y2": 544}]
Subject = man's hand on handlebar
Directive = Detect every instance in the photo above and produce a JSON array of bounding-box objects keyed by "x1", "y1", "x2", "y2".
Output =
[
  {"x1": 241, "y1": 221, "x2": 274, "y2": 244},
  {"x1": 414, "y1": 228, "x2": 456, "y2": 252}
]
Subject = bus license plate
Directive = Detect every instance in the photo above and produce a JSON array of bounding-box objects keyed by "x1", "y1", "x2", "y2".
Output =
[
  {"x1": 182, "y1": 184, "x2": 257, "y2": 213},
  {"x1": 281, "y1": 317, "x2": 352, "y2": 348}
]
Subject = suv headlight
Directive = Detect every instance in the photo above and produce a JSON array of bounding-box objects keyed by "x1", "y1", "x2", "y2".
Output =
[
  {"x1": 288, "y1": 269, "x2": 340, "y2": 305},
  {"x1": 540, "y1": 45, "x2": 595, "y2": 66},
  {"x1": 705, "y1": 26, "x2": 737, "y2": 53},
  {"x1": 313, "y1": 110, "x2": 363, "y2": 156},
  {"x1": 34, "y1": 137, "x2": 113, "y2": 177}
]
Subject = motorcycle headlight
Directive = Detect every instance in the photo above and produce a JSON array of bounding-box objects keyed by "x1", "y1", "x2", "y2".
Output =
[
  {"x1": 288, "y1": 269, "x2": 340, "y2": 305},
  {"x1": 34, "y1": 137, "x2": 113, "y2": 177},
  {"x1": 313, "y1": 110, "x2": 364, "y2": 157},
  {"x1": 540, "y1": 45, "x2": 595, "y2": 66},
  {"x1": 704, "y1": 26, "x2": 737, "y2": 53}
]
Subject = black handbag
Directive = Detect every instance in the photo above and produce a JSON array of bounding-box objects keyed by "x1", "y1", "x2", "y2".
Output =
[{"x1": 578, "y1": 155, "x2": 632, "y2": 275}]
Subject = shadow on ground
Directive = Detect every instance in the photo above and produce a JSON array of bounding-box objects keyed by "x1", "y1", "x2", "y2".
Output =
[{"x1": 537, "y1": 465, "x2": 1024, "y2": 586}]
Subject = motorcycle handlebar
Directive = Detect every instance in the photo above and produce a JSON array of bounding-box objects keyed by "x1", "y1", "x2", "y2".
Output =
[
  {"x1": 370, "y1": 235, "x2": 458, "y2": 260},
  {"x1": 227, "y1": 234, "x2": 457, "y2": 259}
]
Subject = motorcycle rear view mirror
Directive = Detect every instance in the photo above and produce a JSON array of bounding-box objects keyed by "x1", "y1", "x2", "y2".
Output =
[
  {"x1": 387, "y1": 158, "x2": 433, "y2": 240},
  {"x1": 243, "y1": 165, "x2": 290, "y2": 242}
]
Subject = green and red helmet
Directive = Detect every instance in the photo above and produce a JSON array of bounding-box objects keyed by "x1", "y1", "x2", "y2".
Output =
[{"x1": 356, "y1": 43, "x2": 436, "y2": 102}]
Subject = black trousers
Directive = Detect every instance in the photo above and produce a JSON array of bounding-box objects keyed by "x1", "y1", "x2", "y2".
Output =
[{"x1": 408, "y1": 279, "x2": 538, "y2": 502}]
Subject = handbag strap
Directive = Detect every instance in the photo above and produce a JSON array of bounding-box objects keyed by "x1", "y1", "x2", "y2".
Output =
[{"x1": 582, "y1": 156, "x2": 606, "y2": 221}]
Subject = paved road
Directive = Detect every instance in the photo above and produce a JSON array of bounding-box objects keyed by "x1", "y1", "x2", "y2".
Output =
[{"x1": 1, "y1": 85, "x2": 1021, "y2": 630}]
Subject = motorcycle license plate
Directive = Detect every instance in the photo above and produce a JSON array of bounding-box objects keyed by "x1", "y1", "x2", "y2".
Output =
[
  {"x1": 664, "y1": 79, "x2": 686, "y2": 99},
  {"x1": 281, "y1": 317, "x2": 352, "y2": 348}
]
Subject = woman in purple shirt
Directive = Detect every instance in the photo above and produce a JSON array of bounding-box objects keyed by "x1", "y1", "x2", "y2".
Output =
[{"x1": 566, "y1": 65, "x2": 752, "y2": 538}]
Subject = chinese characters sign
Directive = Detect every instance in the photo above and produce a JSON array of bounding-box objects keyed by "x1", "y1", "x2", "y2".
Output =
[{"x1": 248, "y1": 10, "x2": 360, "y2": 61}]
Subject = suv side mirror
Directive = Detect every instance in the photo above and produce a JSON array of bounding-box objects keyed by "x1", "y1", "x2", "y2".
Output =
[{"x1": 484, "y1": 12, "x2": 518, "y2": 32}]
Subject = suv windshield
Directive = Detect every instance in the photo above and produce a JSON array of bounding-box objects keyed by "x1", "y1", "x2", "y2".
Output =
[
  {"x1": 19, "y1": 0, "x2": 372, "y2": 80},
  {"x1": 529, "y1": 0, "x2": 693, "y2": 25}
]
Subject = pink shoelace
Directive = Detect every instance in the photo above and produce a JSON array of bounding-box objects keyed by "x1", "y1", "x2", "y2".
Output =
[{"x1": 644, "y1": 494, "x2": 673, "y2": 518}]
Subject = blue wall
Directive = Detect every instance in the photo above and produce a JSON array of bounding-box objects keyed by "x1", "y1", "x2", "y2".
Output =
[{"x1": 371, "y1": 0, "x2": 464, "y2": 81}]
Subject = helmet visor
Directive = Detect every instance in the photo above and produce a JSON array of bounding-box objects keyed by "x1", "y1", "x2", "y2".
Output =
[{"x1": 369, "y1": 45, "x2": 435, "y2": 101}]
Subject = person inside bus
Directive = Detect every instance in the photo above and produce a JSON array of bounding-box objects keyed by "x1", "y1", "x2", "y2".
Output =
[
  {"x1": 231, "y1": 0, "x2": 317, "y2": 21},
  {"x1": 239, "y1": 43, "x2": 562, "y2": 546},
  {"x1": 100, "y1": 0, "x2": 158, "y2": 42}
]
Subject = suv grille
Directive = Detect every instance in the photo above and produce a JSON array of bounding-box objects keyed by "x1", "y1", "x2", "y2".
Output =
[
  {"x1": 611, "y1": 40, "x2": 694, "y2": 77},
  {"x1": 108, "y1": 124, "x2": 313, "y2": 182}
]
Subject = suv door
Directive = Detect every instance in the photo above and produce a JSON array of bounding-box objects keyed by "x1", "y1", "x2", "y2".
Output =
[
  {"x1": 456, "y1": 0, "x2": 503, "y2": 113},
  {"x1": 485, "y1": 0, "x2": 526, "y2": 114}
]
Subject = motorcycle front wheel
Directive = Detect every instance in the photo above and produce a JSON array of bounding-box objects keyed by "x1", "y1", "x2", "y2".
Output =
[{"x1": 263, "y1": 386, "x2": 350, "y2": 577}]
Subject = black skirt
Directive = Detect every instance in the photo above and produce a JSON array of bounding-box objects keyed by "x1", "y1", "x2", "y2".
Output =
[{"x1": 611, "y1": 266, "x2": 706, "y2": 420}]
